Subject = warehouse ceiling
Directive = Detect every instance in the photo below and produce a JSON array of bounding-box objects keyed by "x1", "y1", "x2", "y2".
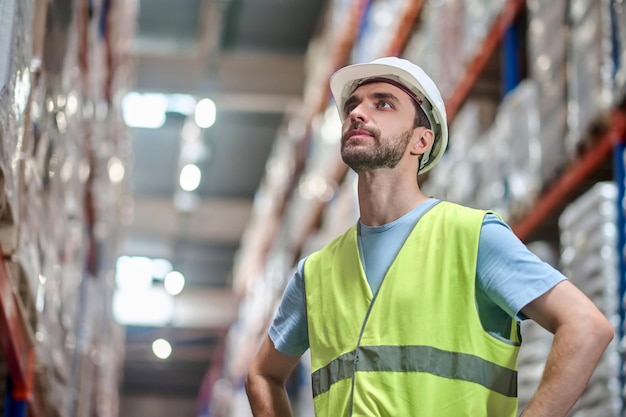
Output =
[{"x1": 120, "y1": 0, "x2": 326, "y2": 400}]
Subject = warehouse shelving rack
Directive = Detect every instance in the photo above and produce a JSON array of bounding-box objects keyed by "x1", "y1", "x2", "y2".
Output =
[
  {"x1": 289, "y1": 0, "x2": 625, "y2": 259},
  {"x1": 234, "y1": 0, "x2": 626, "y2": 300},
  {"x1": 289, "y1": 0, "x2": 527, "y2": 261},
  {"x1": 0, "y1": 0, "x2": 128, "y2": 415}
]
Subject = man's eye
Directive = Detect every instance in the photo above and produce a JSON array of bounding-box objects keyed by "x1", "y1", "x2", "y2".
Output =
[{"x1": 377, "y1": 101, "x2": 392, "y2": 109}]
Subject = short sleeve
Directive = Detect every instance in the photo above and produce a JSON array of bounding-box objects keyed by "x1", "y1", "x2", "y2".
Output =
[
  {"x1": 477, "y1": 214, "x2": 567, "y2": 320},
  {"x1": 268, "y1": 258, "x2": 310, "y2": 355}
]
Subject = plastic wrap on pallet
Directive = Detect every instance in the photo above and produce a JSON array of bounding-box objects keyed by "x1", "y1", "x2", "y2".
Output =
[
  {"x1": 0, "y1": 0, "x2": 35, "y2": 254},
  {"x1": 559, "y1": 182, "x2": 617, "y2": 229},
  {"x1": 517, "y1": 321, "x2": 553, "y2": 409},
  {"x1": 557, "y1": 182, "x2": 621, "y2": 417},
  {"x1": 404, "y1": 0, "x2": 502, "y2": 100},
  {"x1": 306, "y1": 169, "x2": 359, "y2": 255},
  {"x1": 302, "y1": 0, "x2": 355, "y2": 118},
  {"x1": 473, "y1": 122, "x2": 510, "y2": 218},
  {"x1": 351, "y1": 0, "x2": 407, "y2": 63},
  {"x1": 403, "y1": 0, "x2": 465, "y2": 99},
  {"x1": 462, "y1": 0, "x2": 506, "y2": 65},
  {"x1": 422, "y1": 100, "x2": 494, "y2": 206},
  {"x1": 495, "y1": 81, "x2": 542, "y2": 218},
  {"x1": 527, "y1": 0, "x2": 568, "y2": 184},
  {"x1": 566, "y1": 0, "x2": 614, "y2": 158},
  {"x1": 282, "y1": 105, "x2": 343, "y2": 249}
]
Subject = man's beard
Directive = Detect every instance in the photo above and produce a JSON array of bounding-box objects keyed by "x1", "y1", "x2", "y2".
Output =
[{"x1": 341, "y1": 123, "x2": 413, "y2": 173}]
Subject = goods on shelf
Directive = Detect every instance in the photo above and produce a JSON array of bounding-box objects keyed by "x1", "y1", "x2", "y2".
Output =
[
  {"x1": 0, "y1": 0, "x2": 35, "y2": 253},
  {"x1": 0, "y1": 0, "x2": 133, "y2": 415},
  {"x1": 302, "y1": 0, "x2": 365, "y2": 121},
  {"x1": 283, "y1": 104, "x2": 343, "y2": 250},
  {"x1": 558, "y1": 182, "x2": 621, "y2": 416},
  {"x1": 351, "y1": 0, "x2": 409, "y2": 63},
  {"x1": 494, "y1": 81, "x2": 541, "y2": 216},
  {"x1": 517, "y1": 316, "x2": 553, "y2": 412},
  {"x1": 423, "y1": 99, "x2": 496, "y2": 205},
  {"x1": 565, "y1": 0, "x2": 614, "y2": 157},
  {"x1": 424, "y1": 81, "x2": 542, "y2": 220},
  {"x1": 527, "y1": 0, "x2": 568, "y2": 183}
]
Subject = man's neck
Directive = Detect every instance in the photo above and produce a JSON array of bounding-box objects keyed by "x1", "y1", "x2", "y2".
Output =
[{"x1": 357, "y1": 169, "x2": 429, "y2": 226}]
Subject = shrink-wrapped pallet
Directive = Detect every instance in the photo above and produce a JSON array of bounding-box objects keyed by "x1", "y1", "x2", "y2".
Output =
[
  {"x1": 565, "y1": 0, "x2": 614, "y2": 157},
  {"x1": 527, "y1": 0, "x2": 568, "y2": 184},
  {"x1": 558, "y1": 182, "x2": 621, "y2": 417}
]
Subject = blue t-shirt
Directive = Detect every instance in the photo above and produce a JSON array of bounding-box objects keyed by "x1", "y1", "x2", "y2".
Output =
[{"x1": 269, "y1": 199, "x2": 566, "y2": 355}]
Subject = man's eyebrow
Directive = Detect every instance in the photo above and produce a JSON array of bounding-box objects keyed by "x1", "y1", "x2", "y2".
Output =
[
  {"x1": 343, "y1": 91, "x2": 401, "y2": 114},
  {"x1": 370, "y1": 91, "x2": 400, "y2": 103}
]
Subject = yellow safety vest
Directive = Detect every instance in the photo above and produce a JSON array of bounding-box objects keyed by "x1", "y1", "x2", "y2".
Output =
[{"x1": 304, "y1": 202, "x2": 520, "y2": 417}]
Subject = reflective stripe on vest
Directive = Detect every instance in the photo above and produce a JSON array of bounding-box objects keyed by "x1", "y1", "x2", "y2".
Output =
[{"x1": 312, "y1": 345, "x2": 517, "y2": 398}]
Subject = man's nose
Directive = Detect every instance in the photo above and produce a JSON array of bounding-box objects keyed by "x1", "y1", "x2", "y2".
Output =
[{"x1": 348, "y1": 103, "x2": 367, "y2": 123}]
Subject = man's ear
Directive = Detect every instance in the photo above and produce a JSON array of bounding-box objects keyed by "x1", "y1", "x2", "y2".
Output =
[{"x1": 409, "y1": 127, "x2": 434, "y2": 156}]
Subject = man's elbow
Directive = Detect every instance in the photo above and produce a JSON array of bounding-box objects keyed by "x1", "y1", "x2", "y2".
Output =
[{"x1": 586, "y1": 312, "x2": 614, "y2": 351}]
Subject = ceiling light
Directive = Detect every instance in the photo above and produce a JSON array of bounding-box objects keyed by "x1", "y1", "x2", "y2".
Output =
[
  {"x1": 122, "y1": 92, "x2": 167, "y2": 129},
  {"x1": 115, "y1": 256, "x2": 153, "y2": 292},
  {"x1": 164, "y1": 271, "x2": 185, "y2": 296},
  {"x1": 113, "y1": 288, "x2": 174, "y2": 326},
  {"x1": 66, "y1": 92, "x2": 78, "y2": 116},
  {"x1": 194, "y1": 98, "x2": 216, "y2": 128},
  {"x1": 179, "y1": 164, "x2": 201, "y2": 191},
  {"x1": 152, "y1": 338, "x2": 172, "y2": 360},
  {"x1": 108, "y1": 156, "x2": 125, "y2": 183}
]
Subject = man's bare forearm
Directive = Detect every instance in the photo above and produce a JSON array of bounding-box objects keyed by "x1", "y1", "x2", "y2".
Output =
[
  {"x1": 246, "y1": 374, "x2": 294, "y2": 417},
  {"x1": 520, "y1": 320, "x2": 613, "y2": 416}
]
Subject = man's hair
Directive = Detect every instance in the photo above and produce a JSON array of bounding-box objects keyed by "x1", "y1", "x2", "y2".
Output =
[{"x1": 412, "y1": 101, "x2": 431, "y2": 129}]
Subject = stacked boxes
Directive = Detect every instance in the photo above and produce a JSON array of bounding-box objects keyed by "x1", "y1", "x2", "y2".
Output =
[
  {"x1": 423, "y1": 99, "x2": 496, "y2": 207},
  {"x1": 494, "y1": 81, "x2": 541, "y2": 218},
  {"x1": 0, "y1": 0, "x2": 132, "y2": 414},
  {"x1": 517, "y1": 319, "x2": 554, "y2": 413},
  {"x1": 404, "y1": 0, "x2": 505, "y2": 100},
  {"x1": 526, "y1": 0, "x2": 569, "y2": 184},
  {"x1": 517, "y1": 241, "x2": 558, "y2": 413},
  {"x1": 0, "y1": 0, "x2": 35, "y2": 250},
  {"x1": 351, "y1": 0, "x2": 410, "y2": 62},
  {"x1": 558, "y1": 182, "x2": 621, "y2": 417},
  {"x1": 423, "y1": 81, "x2": 541, "y2": 222},
  {"x1": 518, "y1": 185, "x2": 622, "y2": 417},
  {"x1": 566, "y1": 0, "x2": 614, "y2": 157}
]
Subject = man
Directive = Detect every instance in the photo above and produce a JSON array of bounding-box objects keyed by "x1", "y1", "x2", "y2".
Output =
[{"x1": 245, "y1": 57, "x2": 613, "y2": 416}]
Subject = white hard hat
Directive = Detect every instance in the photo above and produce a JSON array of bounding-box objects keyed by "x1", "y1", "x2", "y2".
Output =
[{"x1": 330, "y1": 57, "x2": 448, "y2": 173}]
